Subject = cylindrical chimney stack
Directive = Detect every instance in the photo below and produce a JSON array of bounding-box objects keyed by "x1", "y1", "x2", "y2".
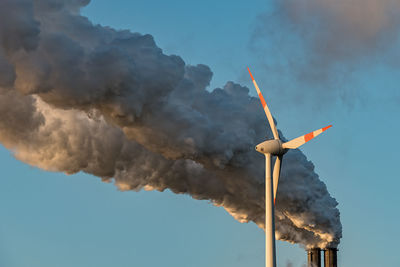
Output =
[
  {"x1": 324, "y1": 248, "x2": 338, "y2": 267},
  {"x1": 307, "y1": 248, "x2": 321, "y2": 267}
]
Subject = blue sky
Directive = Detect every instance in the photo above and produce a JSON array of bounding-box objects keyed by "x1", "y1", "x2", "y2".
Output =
[{"x1": 1, "y1": 0, "x2": 400, "y2": 266}]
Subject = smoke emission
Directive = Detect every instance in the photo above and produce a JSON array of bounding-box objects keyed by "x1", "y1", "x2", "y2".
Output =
[
  {"x1": 0, "y1": 0, "x2": 341, "y2": 248},
  {"x1": 251, "y1": 0, "x2": 400, "y2": 104}
]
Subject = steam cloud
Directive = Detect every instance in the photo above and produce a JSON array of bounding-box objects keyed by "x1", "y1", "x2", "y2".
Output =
[
  {"x1": 251, "y1": 0, "x2": 400, "y2": 103},
  {"x1": 0, "y1": 0, "x2": 341, "y2": 248}
]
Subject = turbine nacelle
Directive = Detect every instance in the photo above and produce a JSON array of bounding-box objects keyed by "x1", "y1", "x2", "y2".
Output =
[{"x1": 255, "y1": 140, "x2": 287, "y2": 156}]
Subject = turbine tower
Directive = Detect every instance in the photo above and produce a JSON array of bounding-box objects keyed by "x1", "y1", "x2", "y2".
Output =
[{"x1": 247, "y1": 68, "x2": 332, "y2": 267}]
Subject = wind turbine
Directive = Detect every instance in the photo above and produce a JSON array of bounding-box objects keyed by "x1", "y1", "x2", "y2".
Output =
[{"x1": 247, "y1": 68, "x2": 332, "y2": 267}]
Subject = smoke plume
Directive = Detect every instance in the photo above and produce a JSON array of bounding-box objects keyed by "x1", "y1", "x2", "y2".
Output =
[
  {"x1": 251, "y1": 0, "x2": 400, "y2": 103},
  {"x1": 0, "y1": 0, "x2": 341, "y2": 248}
]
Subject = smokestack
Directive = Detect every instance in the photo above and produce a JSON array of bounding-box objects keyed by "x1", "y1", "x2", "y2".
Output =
[
  {"x1": 324, "y1": 248, "x2": 338, "y2": 267},
  {"x1": 307, "y1": 248, "x2": 321, "y2": 267}
]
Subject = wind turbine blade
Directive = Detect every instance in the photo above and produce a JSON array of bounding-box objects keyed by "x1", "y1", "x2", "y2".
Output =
[
  {"x1": 247, "y1": 67, "x2": 279, "y2": 140},
  {"x1": 282, "y1": 125, "x2": 332, "y2": 149},
  {"x1": 272, "y1": 156, "x2": 282, "y2": 205}
]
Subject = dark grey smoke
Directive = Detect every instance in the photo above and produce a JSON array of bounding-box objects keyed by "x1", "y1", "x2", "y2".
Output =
[{"x1": 0, "y1": 0, "x2": 341, "y2": 248}]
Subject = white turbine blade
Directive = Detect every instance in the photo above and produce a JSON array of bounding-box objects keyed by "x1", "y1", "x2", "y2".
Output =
[
  {"x1": 247, "y1": 67, "x2": 279, "y2": 140},
  {"x1": 272, "y1": 156, "x2": 282, "y2": 205},
  {"x1": 282, "y1": 125, "x2": 332, "y2": 149}
]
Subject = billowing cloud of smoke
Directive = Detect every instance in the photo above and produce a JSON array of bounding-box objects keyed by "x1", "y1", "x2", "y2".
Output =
[
  {"x1": 0, "y1": 0, "x2": 341, "y2": 248},
  {"x1": 251, "y1": 0, "x2": 400, "y2": 103}
]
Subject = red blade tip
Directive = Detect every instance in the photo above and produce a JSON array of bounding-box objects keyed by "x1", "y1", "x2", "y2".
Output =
[{"x1": 247, "y1": 67, "x2": 254, "y2": 81}]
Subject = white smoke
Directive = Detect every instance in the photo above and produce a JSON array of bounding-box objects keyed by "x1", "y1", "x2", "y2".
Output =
[
  {"x1": 251, "y1": 0, "x2": 400, "y2": 104},
  {"x1": 0, "y1": 0, "x2": 341, "y2": 248}
]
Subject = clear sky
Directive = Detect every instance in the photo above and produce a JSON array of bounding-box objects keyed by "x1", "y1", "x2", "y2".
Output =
[{"x1": 1, "y1": 1, "x2": 400, "y2": 267}]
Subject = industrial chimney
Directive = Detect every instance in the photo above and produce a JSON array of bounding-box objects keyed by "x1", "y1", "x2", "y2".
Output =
[
  {"x1": 323, "y1": 248, "x2": 338, "y2": 267},
  {"x1": 307, "y1": 248, "x2": 321, "y2": 267}
]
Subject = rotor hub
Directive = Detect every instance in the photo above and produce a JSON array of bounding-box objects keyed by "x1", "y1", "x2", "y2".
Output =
[{"x1": 255, "y1": 139, "x2": 287, "y2": 156}]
